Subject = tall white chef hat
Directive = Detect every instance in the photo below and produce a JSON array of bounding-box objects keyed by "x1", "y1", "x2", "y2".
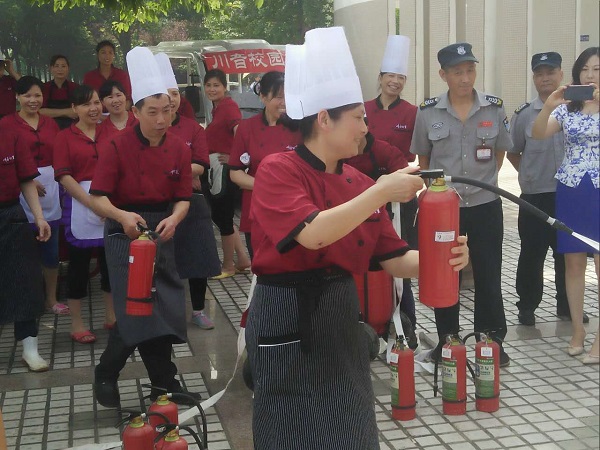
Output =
[
  {"x1": 380, "y1": 35, "x2": 410, "y2": 76},
  {"x1": 285, "y1": 27, "x2": 363, "y2": 119},
  {"x1": 126, "y1": 46, "x2": 168, "y2": 105},
  {"x1": 154, "y1": 52, "x2": 178, "y2": 90}
]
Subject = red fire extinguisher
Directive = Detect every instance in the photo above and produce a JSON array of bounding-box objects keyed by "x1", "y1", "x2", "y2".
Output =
[
  {"x1": 390, "y1": 336, "x2": 416, "y2": 421},
  {"x1": 465, "y1": 332, "x2": 500, "y2": 412},
  {"x1": 418, "y1": 177, "x2": 460, "y2": 308},
  {"x1": 121, "y1": 415, "x2": 155, "y2": 450},
  {"x1": 353, "y1": 270, "x2": 394, "y2": 336},
  {"x1": 434, "y1": 335, "x2": 467, "y2": 415},
  {"x1": 126, "y1": 227, "x2": 158, "y2": 316},
  {"x1": 155, "y1": 426, "x2": 205, "y2": 449},
  {"x1": 149, "y1": 395, "x2": 178, "y2": 434}
]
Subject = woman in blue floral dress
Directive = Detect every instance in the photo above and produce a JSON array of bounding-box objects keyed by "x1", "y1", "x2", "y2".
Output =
[{"x1": 533, "y1": 46, "x2": 599, "y2": 365}]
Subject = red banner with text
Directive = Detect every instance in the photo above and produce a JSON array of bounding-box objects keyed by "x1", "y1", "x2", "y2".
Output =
[{"x1": 203, "y1": 49, "x2": 286, "y2": 74}]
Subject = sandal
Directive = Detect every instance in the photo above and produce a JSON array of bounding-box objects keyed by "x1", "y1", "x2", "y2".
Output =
[
  {"x1": 71, "y1": 330, "x2": 96, "y2": 344},
  {"x1": 48, "y1": 303, "x2": 70, "y2": 315},
  {"x1": 235, "y1": 265, "x2": 251, "y2": 274},
  {"x1": 211, "y1": 271, "x2": 235, "y2": 280}
]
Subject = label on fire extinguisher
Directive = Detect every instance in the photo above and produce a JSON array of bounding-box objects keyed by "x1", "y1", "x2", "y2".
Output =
[
  {"x1": 475, "y1": 357, "x2": 495, "y2": 398},
  {"x1": 442, "y1": 360, "x2": 458, "y2": 400},
  {"x1": 435, "y1": 231, "x2": 455, "y2": 242},
  {"x1": 390, "y1": 357, "x2": 399, "y2": 405},
  {"x1": 129, "y1": 255, "x2": 134, "y2": 263},
  {"x1": 481, "y1": 347, "x2": 493, "y2": 357}
]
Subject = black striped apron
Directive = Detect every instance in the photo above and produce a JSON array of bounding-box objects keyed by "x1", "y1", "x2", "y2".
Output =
[
  {"x1": 0, "y1": 203, "x2": 44, "y2": 324},
  {"x1": 173, "y1": 193, "x2": 221, "y2": 279},
  {"x1": 245, "y1": 268, "x2": 380, "y2": 450},
  {"x1": 104, "y1": 210, "x2": 187, "y2": 347}
]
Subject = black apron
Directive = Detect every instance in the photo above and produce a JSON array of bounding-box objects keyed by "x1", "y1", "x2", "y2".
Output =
[{"x1": 46, "y1": 81, "x2": 75, "y2": 130}]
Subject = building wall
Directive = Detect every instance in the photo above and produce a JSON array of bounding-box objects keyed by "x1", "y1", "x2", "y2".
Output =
[{"x1": 335, "y1": 0, "x2": 599, "y2": 119}]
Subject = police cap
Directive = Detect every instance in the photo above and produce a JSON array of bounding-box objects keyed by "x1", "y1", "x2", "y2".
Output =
[
  {"x1": 531, "y1": 52, "x2": 562, "y2": 71},
  {"x1": 437, "y1": 43, "x2": 479, "y2": 68}
]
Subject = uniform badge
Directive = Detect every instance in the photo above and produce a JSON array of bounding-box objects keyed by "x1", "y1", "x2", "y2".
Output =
[
  {"x1": 432, "y1": 122, "x2": 443, "y2": 129},
  {"x1": 540, "y1": 54, "x2": 548, "y2": 60},
  {"x1": 503, "y1": 116, "x2": 509, "y2": 131},
  {"x1": 514, "y1": 102, "x2": 530, "y2": 114},
  {"x1": 485, "y1": 95, "x2": 503, "y2": 107},
  {"x1": 420, "y1": 97, "x2": 439, "y2": 109},
  {"x1": 457, "y1": 46, "x2": 466, "y2": 55},
  {"x1": 240, "y1": 152, "x2": 250, "y2": 165}
]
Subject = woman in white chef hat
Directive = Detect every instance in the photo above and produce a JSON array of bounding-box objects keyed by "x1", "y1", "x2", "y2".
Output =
[
  {"x1": 244, "y1": 27, "x2": 469, "y2": 449},
  {"x1": 365, "y1": 35, "x2": 420, "y2": 331}
]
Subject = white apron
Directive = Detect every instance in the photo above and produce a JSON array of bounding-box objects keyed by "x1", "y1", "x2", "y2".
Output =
[
  {"x1": 19, "y1": 166, "x2": 61, "y2": 223},
  {"x1": 71, "y1": 180, "x2": 104, "y2": 240}
]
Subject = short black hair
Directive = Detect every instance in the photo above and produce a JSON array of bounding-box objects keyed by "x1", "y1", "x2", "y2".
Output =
[
  {"x1": 50, "y1": 54, "x2": 70, "y2": 67},
  {"x1": 204, "y1": 69, "x2": 227, "y2": 88},
  {"x1": 99, "y1": 80, "x2": 126, "y2": 101},
  {"x1": 15, "y1": 76, "x2": 44, "y2": 95},
  {"x1": 70, "y1": 84, "x2": 96, "y2": 106},
  {"x1": 134, "y1": 93, "x2": 169, "y2": 110},
  {"x1": 299, "y1": 103, "x2": 362, "y2": 140},
  {"x1": 255, "y1": 70, "x2": 284, "y2": 97},
  {"x1": 96, "y1": 40, "x2": 116, "y2": 54}
]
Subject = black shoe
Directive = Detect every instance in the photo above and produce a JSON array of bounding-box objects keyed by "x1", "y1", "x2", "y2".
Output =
[
  {"x1": 518, "y1": 310, "x2": 536, "y2": 326},
  {"x1": 499, "y1": 350, "x2": 510, "y2": 368},
  {"x1": 426, "y1": 342, "x2": 443, "y2": 363},
  {"x1": 94, "y1": 380, "x2": 120, "y2": 408},
  {"x1": 557, "y1": 311, "x2": 590, "y2": 323}
]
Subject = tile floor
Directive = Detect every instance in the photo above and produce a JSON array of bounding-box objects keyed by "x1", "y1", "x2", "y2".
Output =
[{"x1": 1, "y1": 164, "x2": 598, "y2": 450}]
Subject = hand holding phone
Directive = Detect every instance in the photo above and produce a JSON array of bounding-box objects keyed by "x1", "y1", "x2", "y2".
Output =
[{"x1": 564, "y1": 85, "x2": 594, "y2": 101}]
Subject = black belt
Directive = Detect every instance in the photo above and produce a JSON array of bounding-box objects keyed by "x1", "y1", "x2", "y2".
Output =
[{"x1": 257, "y1": 267, "x2": 350, "y2": 353}]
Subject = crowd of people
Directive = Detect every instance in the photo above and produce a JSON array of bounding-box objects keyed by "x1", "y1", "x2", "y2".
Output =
[{"x1": 0, "y1": 31, "x2": 598, "y2": 448}]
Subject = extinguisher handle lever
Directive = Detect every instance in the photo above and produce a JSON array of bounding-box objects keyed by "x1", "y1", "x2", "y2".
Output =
[{"x1": 414, "y1": 169, "x2": 445, "y2": 179}]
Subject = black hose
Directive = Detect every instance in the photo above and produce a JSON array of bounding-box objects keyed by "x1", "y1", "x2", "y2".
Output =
[{"x1": 445, "y1": 176, "x2": 574, "y2": 235}]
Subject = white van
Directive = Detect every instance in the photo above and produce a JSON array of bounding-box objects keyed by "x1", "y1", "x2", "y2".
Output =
[{"x1": 146, "y1": 39, "x2": 285, "y2": 124}]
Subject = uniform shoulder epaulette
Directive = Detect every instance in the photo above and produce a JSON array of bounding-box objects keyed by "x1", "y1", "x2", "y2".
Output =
[
  {"x1": 485, "y1": 94, "x2": 503, "y2": 107},
  {"x1": 514, "y1": 102, "x2": 530, "y2": 114},
  {"x1": 419, "y1": 97, "x2": 439, "y2": 110}
]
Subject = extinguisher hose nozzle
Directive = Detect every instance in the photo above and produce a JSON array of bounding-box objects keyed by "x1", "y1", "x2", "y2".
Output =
[{"x1": 445, "y1": 176, "x2": 574, "y2": 235}]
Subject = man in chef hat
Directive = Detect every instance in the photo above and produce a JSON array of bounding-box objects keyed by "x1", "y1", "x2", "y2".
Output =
[
  {"x1": 245, "y1": 27, "x2": 466, "y2": 449},
  {"x1": 90, "y1": 46, "x2": 198, "y2": 408}
]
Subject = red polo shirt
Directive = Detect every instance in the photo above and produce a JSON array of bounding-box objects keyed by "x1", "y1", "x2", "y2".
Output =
[
  {"x1": 205, "y1": 96, "x2": 241, "y2": 154},
  {"x1": 54, "y1": 124, "x2": 105, "y2": 182},
  {"x1": 0, "y1": 113, "x2": 60, "y2": 168},
  {"x1": 169, "y1": 114, "x2": 209, "y2": 168},
  {"x1": 83, "y1": 66, "x2": 132, "y2": 101},
  {"x1": 96, "y1": 111, "x2": 138, "y2": 141},
  {"x1": 229, "y1": 111, "x2": 302, "y2": 232},
  {"x1": 0, "y1": 132, "x2": 39, "y2": 203},
  {"x1": 250, "y1": 145, "x2": 409, "y2": 275},
  {"x1": 365, "y1": 96, "x2": 417, "y2": 162},
  {"x1": 42, "y1": 80, "x2": 79, "y2": 107},
  {"x1": 179, "y1": 96, "x2": 195, "y2": 120},
  {"x1": 345, "y1": 133, "x2": 407, "y2": 180},
  {"x1": 90, "y1": 125, "x2": 192, "y2": 207},
  {"x1": 0, "y1": 75, "x2": 17, "y2": 118}
]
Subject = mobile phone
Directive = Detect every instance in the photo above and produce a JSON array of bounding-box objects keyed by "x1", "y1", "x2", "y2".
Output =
[{"x1": 564, "y1": 85, "x2": 594, "y2": 101}]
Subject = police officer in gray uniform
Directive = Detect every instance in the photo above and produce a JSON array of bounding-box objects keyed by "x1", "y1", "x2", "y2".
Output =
[
  {"x1": 410, "y1": 42, "x2": 512, "y2": 366},
  {"x1": 507, "y1": 52, "x2": 589, "y2": 326}
]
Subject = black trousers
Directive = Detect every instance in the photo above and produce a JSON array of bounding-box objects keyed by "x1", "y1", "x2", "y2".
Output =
[
  {"x1": 67, "y1": 244, "x2": 110, "y2": 299},
  {"x1": 516, "y1": 193, "x2": 568, "y2": 314},
  {"x1": 14, "y1": 319, "x2": 37, "y2": 341},
  {"x1": 189, "y1": 277, "x2": 208, "y2": 311},
  {"x1": 399, "y1": 199, "x2": 418, "y2": 327},
  {"x1": 95, "y1": 324, "x2": 178, "y2": 390},
  {"x1": 434, "y1": 199, "x2": 507, "y2": 342},
  {"x1": 245, "y1": 232, "x2": 254, "y2": 260}
]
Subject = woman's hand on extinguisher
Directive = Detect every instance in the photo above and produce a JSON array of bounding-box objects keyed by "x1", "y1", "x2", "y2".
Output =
[
  {"x1": 450, "y1": 235, "x2": 469, "y2": 271},
  {"x1": 376, "y1": 166, "x2": 424, "y2": 203},
  {"x1": 155, "y1": 215, "x2": 179, "y2": 240},
  {"x1": 119, "y1": 211, "x2": 146, "y2": 240}
]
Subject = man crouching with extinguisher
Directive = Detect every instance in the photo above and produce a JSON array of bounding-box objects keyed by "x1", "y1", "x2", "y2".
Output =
[{"x1": 89, "y1": 47, "x2": 199, "y2": 407}]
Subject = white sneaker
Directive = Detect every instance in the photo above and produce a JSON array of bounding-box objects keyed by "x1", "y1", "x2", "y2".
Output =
[{"x1": 21, "y1": 336, "x2": 49, "y2": 372}]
